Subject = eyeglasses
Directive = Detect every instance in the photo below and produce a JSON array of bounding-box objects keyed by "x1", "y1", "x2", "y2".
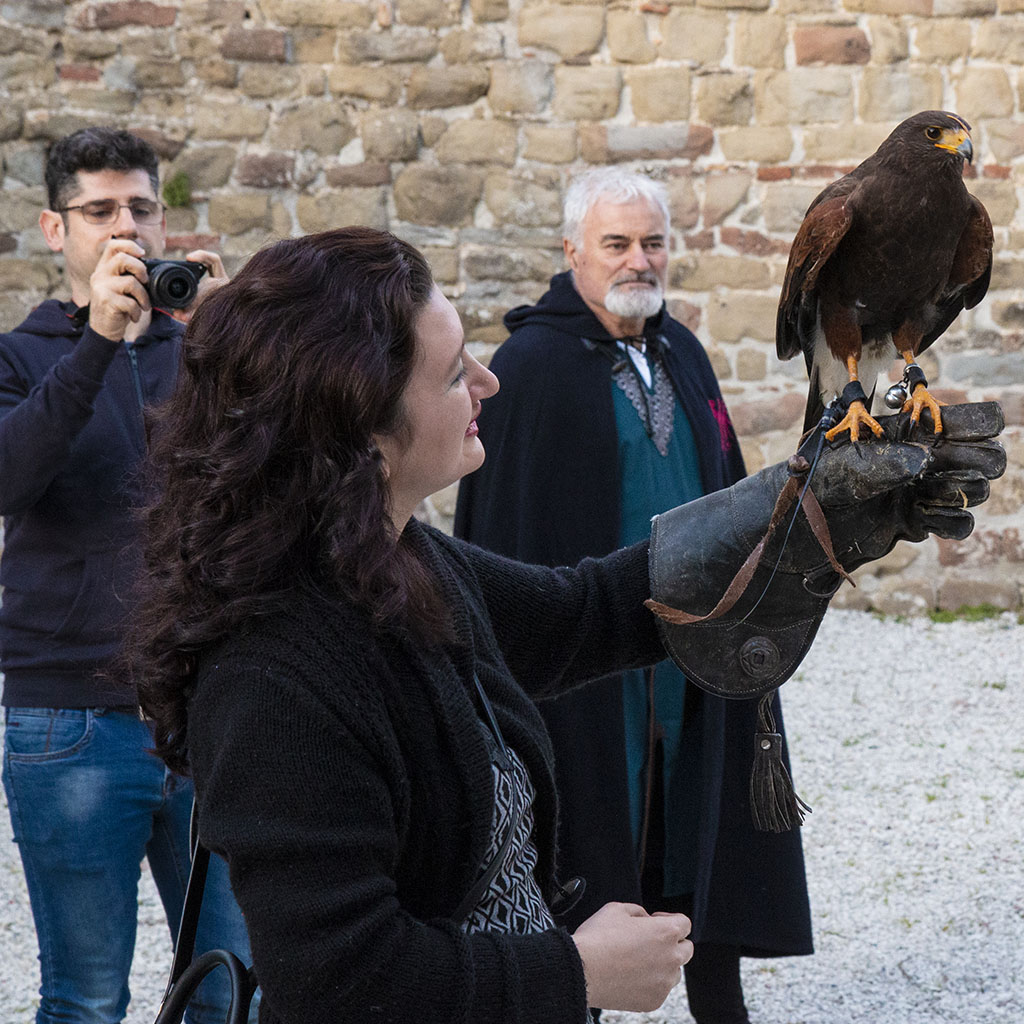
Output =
[{"x1": 58, "y1": 199, "x2": 164, "y2": 225}]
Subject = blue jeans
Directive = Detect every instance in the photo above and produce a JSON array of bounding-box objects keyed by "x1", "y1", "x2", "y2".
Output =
[{"x1": 2, "y1": 707, "x2": 257, "y2": 1024}]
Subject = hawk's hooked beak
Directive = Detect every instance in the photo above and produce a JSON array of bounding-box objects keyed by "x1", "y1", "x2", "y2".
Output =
[{"x1": 936, "y1": 126, "x2": 973, "y2": 164}]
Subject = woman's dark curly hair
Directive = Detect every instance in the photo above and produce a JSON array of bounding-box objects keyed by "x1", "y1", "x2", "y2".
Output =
[{"x1": 130, "y1": 227, "x2": 446, "y2": 774}]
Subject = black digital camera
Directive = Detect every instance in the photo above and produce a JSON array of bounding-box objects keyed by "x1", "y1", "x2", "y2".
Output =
[{"x1": 142, "y1": 258, "x2": 207, "y2": 310}]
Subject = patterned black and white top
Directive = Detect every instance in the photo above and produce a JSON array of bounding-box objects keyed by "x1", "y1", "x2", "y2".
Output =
[{"x1": 462, "y1": 724, "x2": 557, "y2": 935}]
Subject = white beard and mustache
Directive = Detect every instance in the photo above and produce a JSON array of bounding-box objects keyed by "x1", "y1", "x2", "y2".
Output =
[{"x1": 603, "y1": 273, "x2": 664, "y2": 321}]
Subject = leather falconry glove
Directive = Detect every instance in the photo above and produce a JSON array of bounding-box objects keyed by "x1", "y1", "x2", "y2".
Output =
[{"x1": 646, "y1": 401, "x2": 1005, "y2": 830}]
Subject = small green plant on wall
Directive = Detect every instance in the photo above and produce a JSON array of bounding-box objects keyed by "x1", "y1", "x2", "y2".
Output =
[{"x1": 162, "y1": 171, "x2": 191, "y2": 208}]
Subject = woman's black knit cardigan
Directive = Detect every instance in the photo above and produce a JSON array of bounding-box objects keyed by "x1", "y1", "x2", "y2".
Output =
[{"x1": 186, "y1": 519, "x2": 663, "y2": 1024}]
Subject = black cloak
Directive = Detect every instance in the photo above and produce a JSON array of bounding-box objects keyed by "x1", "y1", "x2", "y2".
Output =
[{"x1": 454, "y1": 272, "x2": 813, "y2": 956}]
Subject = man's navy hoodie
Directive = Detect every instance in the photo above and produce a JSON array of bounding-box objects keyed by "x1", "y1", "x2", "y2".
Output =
[{"x1": 0, "y1": 300, "x2": 181, "y2": 707}]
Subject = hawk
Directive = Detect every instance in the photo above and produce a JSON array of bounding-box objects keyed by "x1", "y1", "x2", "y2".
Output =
[{"x1": 776, "y1": 111, "x2": 993, "y2": 442}]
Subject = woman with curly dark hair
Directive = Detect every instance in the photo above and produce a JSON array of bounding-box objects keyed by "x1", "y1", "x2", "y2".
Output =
[{"x1": 129, "y1": 227, "x2": 1002, "y2": 1024}]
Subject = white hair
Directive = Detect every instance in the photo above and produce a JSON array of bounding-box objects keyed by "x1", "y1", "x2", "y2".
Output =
[{"x1": 563, "y1": 168, "x2": 671, "y2": 248}]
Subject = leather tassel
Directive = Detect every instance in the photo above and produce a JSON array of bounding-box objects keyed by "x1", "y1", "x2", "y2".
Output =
[{"x1": 749, "y1": 691, "x2": 811, "y2": 833}]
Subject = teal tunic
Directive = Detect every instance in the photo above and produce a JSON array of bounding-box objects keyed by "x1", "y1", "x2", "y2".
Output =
[{"x1": 613, "y1": 353, "x2": 704, "y2": 898}]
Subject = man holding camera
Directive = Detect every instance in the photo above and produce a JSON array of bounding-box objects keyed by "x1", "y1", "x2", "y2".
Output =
[{"x1": 0, "y1": 126, "x2": 252, "y2": 1024}]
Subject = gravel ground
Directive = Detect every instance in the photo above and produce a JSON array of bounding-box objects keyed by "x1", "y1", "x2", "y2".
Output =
[{"x1": 1, "y1": 608, "x2": 1022, "y2": 1024}]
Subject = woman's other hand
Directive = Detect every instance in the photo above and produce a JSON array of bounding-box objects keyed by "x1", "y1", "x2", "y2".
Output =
[{"x1": 572, "y1": 901, "x2": 693, "y2": 1011}]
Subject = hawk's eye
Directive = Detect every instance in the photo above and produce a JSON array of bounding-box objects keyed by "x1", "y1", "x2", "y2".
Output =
[{"x1": 925, "y1": 126, "x2": 943, "y2": 141}]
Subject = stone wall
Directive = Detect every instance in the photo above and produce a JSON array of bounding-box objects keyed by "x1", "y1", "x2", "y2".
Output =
[{"x1": 1, "y1": 0, "x2": 1022, "y2": 613}]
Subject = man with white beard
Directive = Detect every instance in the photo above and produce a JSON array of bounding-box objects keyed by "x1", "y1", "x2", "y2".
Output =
[{"x1": 455, "y1": 168, "x2": 812, "y2": 1024}]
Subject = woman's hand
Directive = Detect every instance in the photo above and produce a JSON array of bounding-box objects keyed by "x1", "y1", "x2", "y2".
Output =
[{"x1": 572, "y1": 901, "x2": 693, "y2": 1011}]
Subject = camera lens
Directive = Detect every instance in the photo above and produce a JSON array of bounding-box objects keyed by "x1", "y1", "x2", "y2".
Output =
[{"x1": 144, "y1": 260, "x2": 202, "y2": 310}]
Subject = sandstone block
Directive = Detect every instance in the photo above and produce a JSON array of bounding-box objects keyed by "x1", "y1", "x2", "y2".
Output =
[
  {"x1": 406, "y1": 65, "x2": 491, "y2": 108},
  {"x1": 667, "y1": 298, "x2": 702, "y2": 335},
  {"x1": 736, "y1": 348, "x2": 767, "y2": 380},
  {"x1": 938, "y1": 575, "x2": 1020, "y2": 611},
  {"x1": 843, "y1": 0, "x2": 930, "y2": 12},
  {"x1": 296, "y1": 188, "x2": 388, "y2": 232},
  {"x1": 553, "y1": 66, "x2": 622, "y2": 121},
  {"x1": 934, "y1": 0, "x2": 996, "y2": 11},
  {"x1": 913, "y1": 18, "x2": 970, "y2": 60},
  {"x1": 518, "y1": 6, "x2": 605, "y2": 60},
  {"x1": 419, "y1": 116, "x2": 448, "y2": 148},
  {"x1": 523, "y1": 123, "x2": 577, "y2": 163},
  {"x1": 488, "y1": 61, "x2": 553, "y2": 114},
  {"x1": 208, "y1": 194, "x2": 271, "y2": 234},
  {"x1": 944, "y1": 351, "x2": 1024, "y2": 387},
  {"x1": 76, "y1": 2, "x2": 178, "y2": 29},
  {"x1": 393, "y1": 165, "x2": 485, "y2": 226},
  {"x1": 794, "y1": 25, "x2": 871, "y2": 63},
  {"x1": 329, "y1": 65, "x2": 403, "y2": 103},
  {"x1": 397, "y1": 0, "x2": 460, "y2": 27},
  {"x1": 2, "y1": 0, "x2": 63, "y2": 28},
  {"x1": 483, "y1": 171, "x2": 563, "y2": 227},
  {"x1": 670, "y1": 253, "x2": 772, "y2": 291},
  {"x1": 873, "y1": 540, "x2": 920, "y2": 575},
  {"x1": 755, "y1": 68, "x2": 855, "y2": 125},
  {"x1": 422, "y1": 246, "x2": 459, "y2": 283},
  {"x1": 221, "y1": 27, "x2": 288, "y2": 61},
  {"x1": 801, "y1": 122, "x2": 890, "y2": 162},
  {"x1": 164, "y1": 232, "x2": 219, "y2": 254},
  {"x1": 761, "y1": 179, "x2": 823, "y2": 234},
  {"x1": 134, "y1": 58, "x2": 186, "y2": 88},
  {"x1": 169, "y1": 145, "x2": 238, "y2": 189},
  {"x1": 180, "y1": 1, "x2": 246, "y2": 25},
  {"x1": 866, "y1": 16, "x2": 908, "y2": 62},
  {"x1": 665, "y1": 175, "x2": 700, "y2": 230},
  {"x1": 0, "y1": 258, "x2": 60, "y2": 292},
  {"x1": 696, "y1": 71, "x2": 754, "y2": 125},
  {"x1": 580, "y1": 123, "x2": 713, "y2": 163},
  {"x1": 967, "y1": 179, "x2": 1016, "y2": 226},
  {"x1": 703, "y1": 172, "x2": 753, "y2": 226},
  {"x1": 195, "y1": 59, "x2": 238, "y2": 87},
  {"x1": 985, "y1": 119, "x2": 1024, "y2": 163},
  {"x1": 240, "y1": 65, "x2": 301, "y2": 98},
  {"x1": 733, "y1": 15, "x2": 788, "y2": 68},
  {"x1": 62, "y1": 31, "x2": 120, "y2": 59},
  {"x1": 360, "y1": 109, "x2": 420, "y2": 161},
  {"x1": 339, "y1": 27, "x2": 438, "y2": 63},
  {"x1": 24, "y1": 112, "x2": 105, "y2": 143},
  {"x1": 237, "y1": 153, "x2": 294, "y2": 188},
  {"x1": 470, "y1": 0, "x2": 509, "y2": 20},
  {"x1": 628, "y1": 67, "x2": 690, "y2": 122},
  {"x1": 194, "y1": 102, "x2": 270, "y2": 141},
  {"x1": 954, "y1": 66, "x2": 1014, "y2": 117},
  {"x1": 658, "y1": 10, "x2": 728, "y2": 63},
  {"x1": 727, "y1": 391, "x2": 805, "y2": 434},
  {"x1": 703, "y1": 344, "x2": 732, "y2": 379},
  {"x1": 261, "y1": 0, "x2": 373, "y2": 26},
  {"x1": 436, "y1": 120, "x2": 518, "y2": 166},
  {"x1": 292, "y1": 26, "x2": 338, "y2": 62},
  {"x1": 858, "y1": 67, "x2": 942, "y2": 121},
  {"x1": 325, "y1": 162, "x2": 391, "y2": 187},
  {"x1": 2, "y1": 54, "x2": 57, "y2": 89},
  {"x1": 269, "y1": 103, "x2": 355, "y2": 155},
  {"x1": 4, "y1": 144, "x2": 46, "y2": 186},
  {"x1": 698, "y1": 0, "x2": 769, "y2": 8},
  {"x1": 65, "y1": 87, "x2": 136, "y2": 114},
  {"x1": 718, "y1": 126, "x2": 793, "y2": 162},
  {"x1": 607, "y1": 10, "x2": 656, "y2": 63},
  {"x1": 872, "y1": 579, "x2": 938, "y2": 616},
  {"x1": 707, "y1": 290, "x2": 777, "y2": 342},
  {"x1": 163, "y1": 207, "x2": 199, "y2": 233},
  {"x1": 463, "y1": 246, "x2": 560, "y2": 282},
  {"x1": 441, "y1": 26, "x2": 505, "y2": 63},
  {"x1": 990, "y1": 256, "x2": 1024, "y2": 290}
]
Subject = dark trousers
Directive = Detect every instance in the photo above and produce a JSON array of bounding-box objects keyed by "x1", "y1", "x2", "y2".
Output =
[{"x1": 636, "y1": 738, "x2": 750, "y2": 1024}]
